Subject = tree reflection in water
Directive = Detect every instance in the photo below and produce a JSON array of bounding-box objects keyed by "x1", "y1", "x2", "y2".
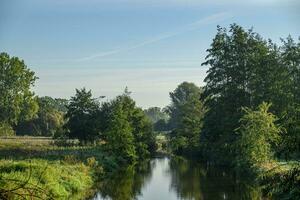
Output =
[
  {"x1": 93, "y1": 157, "x2": 265, "y2": 200},
  {"x1": 167, "y1": 157, "x2": 264, "y2": 200},
  {"x1": 96, "y1": 160, "x2": 155, "y2": 200}
]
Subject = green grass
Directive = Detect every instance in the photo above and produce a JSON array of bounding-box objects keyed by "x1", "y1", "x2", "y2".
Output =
[
  {"x1": 0, "y1": 159, "x2": 93, "y2": 199},
  {"x1": 0, "y1": 136, "x2": 118, "y2": 199}
]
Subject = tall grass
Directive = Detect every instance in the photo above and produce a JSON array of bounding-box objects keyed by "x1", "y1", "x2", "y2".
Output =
[
  {"x1": 0, "y1": 136, "x2": 117, "y2": 199},
  {"x1": 0, "y1": 159, "x2": 93, "y2": 199}
]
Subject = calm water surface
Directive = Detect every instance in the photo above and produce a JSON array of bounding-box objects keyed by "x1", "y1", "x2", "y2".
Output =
[{"x1": 92, "y1": 157, "x2": 263, "y2": 200}]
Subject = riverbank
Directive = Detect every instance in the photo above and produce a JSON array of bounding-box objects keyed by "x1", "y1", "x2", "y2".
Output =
[
  {"x1": 0, "y1": 159, "x2": 93, "y2": 199},
  {"x1": 0, "y1": 137, "x2": 119, "y2": 199},
  {"x1": 257, "y1": 161, "x2": 300, "y2": 199}
]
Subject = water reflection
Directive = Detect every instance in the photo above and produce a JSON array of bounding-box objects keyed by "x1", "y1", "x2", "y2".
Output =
[
  {"x1": 93, "y1": 157, "x2": 264, "y2": 200},
  {"x1": 94, "y1": 160, "x2": 155, "y2": 200},
  {"x1": 167, "y1": 158, "x2": 263, "y2": 200}
]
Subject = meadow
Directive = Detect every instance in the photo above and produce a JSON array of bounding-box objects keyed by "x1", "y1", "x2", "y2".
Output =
[{"x1": 0, "y1": 136, "x2": 117, "y2": 199}]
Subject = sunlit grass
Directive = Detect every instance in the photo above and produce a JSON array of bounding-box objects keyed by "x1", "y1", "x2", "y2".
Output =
[{"x1": 0, "y1": 159, "x2": 93, "y2": 199}]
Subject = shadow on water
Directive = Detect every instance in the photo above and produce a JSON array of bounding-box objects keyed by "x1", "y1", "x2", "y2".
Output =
[{"x1": 92, "y1": 157, "x2": 265, "y2": 200}]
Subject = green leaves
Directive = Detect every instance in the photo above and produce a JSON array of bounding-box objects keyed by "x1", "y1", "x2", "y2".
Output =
[
  {"x1": 201, "y1": 24, "x2": 300, "y2": 162},
  {"x1": 102, "y1": 93, "x2": 156, "y2": 163},
  {"x1": 168, "y1": 82, "x2": 205, "y2": 155},
  {"x1": 65, "y1": 88, "x2": 100, "y2": 142},
  {"x1": 234, "y1": 102, "x2": 282, "y2": 169},
  {"x1": 0, "y1": 52, "x2": 38, "y2": 125}
]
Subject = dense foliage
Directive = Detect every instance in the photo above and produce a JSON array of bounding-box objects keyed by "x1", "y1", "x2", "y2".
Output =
[
  {"x1": 16, "y1": 97, "x2": 66, "y2": 136},
  {"x1": 260, "y1": 163, "x2": 300, "y2": 199},
  {"x1": 234, "y1": 103, "x2": 282, "y2": 170},
  {"x1": 167, "y1": 82, "x2": 206, "y2": 155},
  {"x1": 0, "y1": 52, "x2": 38, "y2": 133},
  {"x1": 65, "y1": 88, "x2": 100, "y2": 143},
  {"x1": 63, "y1": 88, "x2": 156, "y2": 163},
  {"x1": 200, "y1": 24, "x2": 300, "y2": 162},
  {"x1": 144, "y1": 107, "x2": 169, "y2": 124},
  {"x1": 100, "y1": 91, "x2": 156, "y2": 162}
]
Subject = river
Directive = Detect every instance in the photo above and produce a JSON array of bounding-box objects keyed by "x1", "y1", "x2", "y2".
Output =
[{"x1": 91, "y1": 157, "x2": 264, "y2": 200}]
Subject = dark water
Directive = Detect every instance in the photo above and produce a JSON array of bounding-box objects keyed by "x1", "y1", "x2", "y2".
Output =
[{"x1": 92, "y1": 157, "x2": 264, "y2": 200}]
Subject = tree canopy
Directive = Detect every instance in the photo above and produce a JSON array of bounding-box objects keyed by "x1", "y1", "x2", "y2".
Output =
[
  {"x1": 0, "y1": 52, "x2": 38, "y2": 126},
  {"x1": 65, "y1": 88, "x2": 100, "y2": 142},
  {"x1": 167, "y1": 82, "x2": 206, "y2": 155}
]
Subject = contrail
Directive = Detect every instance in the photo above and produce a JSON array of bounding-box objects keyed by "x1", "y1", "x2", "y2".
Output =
[{"x1": 76, "y1": 11, "x2": 233, "y2": 61}]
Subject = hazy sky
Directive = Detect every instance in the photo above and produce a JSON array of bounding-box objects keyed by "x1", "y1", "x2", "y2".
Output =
[{"x1": 1, "y1": 0, "x2": 299, "y2": 108}]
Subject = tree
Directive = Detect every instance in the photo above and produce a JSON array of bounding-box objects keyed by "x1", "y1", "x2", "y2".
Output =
[
  {"x1": 131, "y1": 107, "x2": 156, "y2": 157},
  {"x1": 16, "y1": 97, "x2": 65, "y2": 136},
  {"x1": 101, "y1": 90, "x2": 156, "y2": 162},
  {"x1": 0, "y1": 52, "x2": 38, "y2": 126},
  {"x1": 65, "y1": 88, "x2": 100, "y2": 143},
  {"x1": 104, "y1": 100, "x2": 137, "y2": 162},
  {"x1": 279, "y1": 36, "x2": 300, "y2": 159},
  {"x1": 144, "y1": 107, "x2": 169, "y2": 124},
  {"x1": 234, "y1": 103, "x2": 282, "y2": 169},
  {"x1": 200, "y1": 24, "x2": 291, "y2": 162},
  {"x1": 153, "y1": 119, "x2": 169, "y2": 132},
  {"x1": 167, "y1": 82, "x2": 205, "y2": 155}
]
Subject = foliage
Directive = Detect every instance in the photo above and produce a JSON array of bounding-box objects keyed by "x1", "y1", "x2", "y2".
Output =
[
  {"x1": 65, "y1": 88, "x2": 100, "y2": 143},
  {"x1": 0, "y1": 52, "x2": 38, "y2": 125},
  {"x1": 0, "y1": 122, "x2": 15, "y2": 136},
  {"x1": 153, "y1": 119, "x2": 170, "y2": 132},
  {"x1": 259, "y1": 162, "x2": 300, "y2": 200},
  {"x1": 167, "y1": 82, "x2": 205, "y2": 155},
  {"x1": 0, "y1": 159, "x2": 92, "y2": 200},
  {"x1": 38, "y1": 96, "x2": 68, "y2": 113},
  {"x1": 16, "y1": 97, "x2": 65, "y2": 136},
  {"x1": 201, "y1": 24, "x2": 300, "y2": 162},
  {"x1": 103, "y1": 98, "x2": 137, "y2": 163},
  {"x1": 279, "y1": 36, "x2": 300, "y2": 159},
  {"x1": 101, "y1": 91, "x2": 156, "y2": 163},
  {"x1": 144, "y1": 107, "x2": 169, "y2": 124},
  {"x1": 234, "y1": 103, "x2": 282, "y2": 170}
]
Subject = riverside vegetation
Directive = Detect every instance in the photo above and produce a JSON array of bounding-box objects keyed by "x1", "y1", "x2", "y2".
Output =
[{"x1": 0, "y1": 24, "x2": 299, "y2": 200}]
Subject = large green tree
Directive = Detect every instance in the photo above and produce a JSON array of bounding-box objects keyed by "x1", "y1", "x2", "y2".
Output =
[
  {"x1": 200, "y1": 24, "x2": 292, "y2": 162},
  {"x1": 0, "y1": 53, "x2": 38, "y2": 126},
  {"x1": 168, "y1": 82, "x2": 205, "y2": 155},
  {"x1": 101, "y1": 90, "x2": 156, "y2": 162},
  {"x1": 279, "y1": 36, "x2": 300, "y2": 159},
  {"x1": 104, "y1": 99, "x2": 137, "y2": 162},
  {"x1": 65, "y1": 88, "x2": 100, "y2": 142}
]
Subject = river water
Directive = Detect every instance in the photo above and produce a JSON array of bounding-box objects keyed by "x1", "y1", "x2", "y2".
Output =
[{"x1": 92, "y1": 157, "x2": 264, "y2": 200}]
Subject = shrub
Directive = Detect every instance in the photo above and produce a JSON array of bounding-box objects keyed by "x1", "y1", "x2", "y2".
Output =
[{"x1": 0, "y1": 122, "x2": 15, "y2": 136}]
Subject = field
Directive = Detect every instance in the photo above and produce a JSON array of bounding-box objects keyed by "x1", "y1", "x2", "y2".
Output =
[{"x1": 0, "y1": 136, "x2": 115, "y2": 200}]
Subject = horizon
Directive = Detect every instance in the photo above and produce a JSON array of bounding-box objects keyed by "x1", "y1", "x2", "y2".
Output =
[{"x1": 1, "y1": 0, "x2": 299, "y2": 108}]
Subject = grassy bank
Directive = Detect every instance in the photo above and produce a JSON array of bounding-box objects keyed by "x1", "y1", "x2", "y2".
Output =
[
  {"x1": 0, "y1": 137, "x2": 118, "y2": 199},
  {"x1": 0, "y1": 159, "x2": 93, "y2": 199},
  {"x1": 258, "y1": 161, "x2": 300, "y2": 199}
]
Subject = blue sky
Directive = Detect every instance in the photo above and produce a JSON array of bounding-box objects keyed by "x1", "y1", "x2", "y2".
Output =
[{"x1": 1, "y1": 0, "x2": 299, "y2": 108}]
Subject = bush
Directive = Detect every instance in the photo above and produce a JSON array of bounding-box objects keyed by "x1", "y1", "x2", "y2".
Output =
[
  {"x1": 260, "y1": 163, "x2": 300, "y2": 199},
  {"x1": 234, "y1": 103, "x2": 282, "y2": 170},
  {"x1": 0, "y1": 122, "x2": 15, "y2": 136}
]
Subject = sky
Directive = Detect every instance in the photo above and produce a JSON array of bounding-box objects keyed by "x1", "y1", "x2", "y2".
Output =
[{"x1": 0, "y1": 0, "x2": 299, "y2": 108}]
